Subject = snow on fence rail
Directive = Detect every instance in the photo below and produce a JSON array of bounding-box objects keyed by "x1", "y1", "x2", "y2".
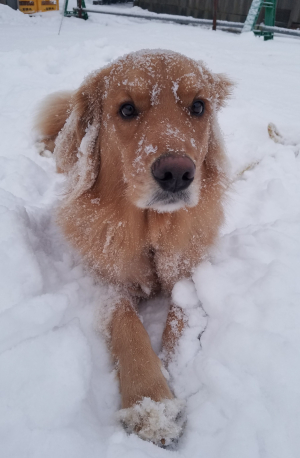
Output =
[
  {"x1": 75, "y1": 7, "x2": 244, "y2": 29},
  {"x1": 257, "y1": 24, "x2": 300, "y2": 37},
  {"x1": 74, "y1": 7, "x2": 300, "y2": 37}
]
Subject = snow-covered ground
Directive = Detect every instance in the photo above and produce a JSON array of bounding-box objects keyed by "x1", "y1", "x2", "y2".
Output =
[{"x1": 1, "y1": 3, "x2": 300, "y2": 457}]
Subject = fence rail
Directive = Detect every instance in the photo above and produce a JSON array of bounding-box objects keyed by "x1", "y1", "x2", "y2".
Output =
[{"x1": 76, "y1": 7, "x2": 300, "y2": 37}]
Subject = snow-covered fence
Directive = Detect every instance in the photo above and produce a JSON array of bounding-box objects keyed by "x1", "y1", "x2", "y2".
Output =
[
  {"x1": 134, "y1": 0, "x2": 300, "y2": 29},
  {"x1": 76, "y1": 7, "x2": 300, "y2": 37},
  {"x1": 77, "y1": 7, "x2": 244, "y2": 31}
]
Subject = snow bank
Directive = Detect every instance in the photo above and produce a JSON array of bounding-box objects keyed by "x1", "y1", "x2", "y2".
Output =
[
  {"x1": 0, "y1": 4, "x2": 30, "y2": 25},
  {"x1": 1, "y1": 4, "x2": 300, "y2": 457}
]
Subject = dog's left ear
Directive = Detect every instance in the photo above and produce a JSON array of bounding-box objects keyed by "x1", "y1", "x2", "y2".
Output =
[{"x1": 212, "y1": 73, "x2": 234, "y2": 110}]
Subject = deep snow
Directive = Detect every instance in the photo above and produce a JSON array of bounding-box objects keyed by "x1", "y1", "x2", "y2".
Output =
[{"x1": 0, "y1": 3, "x2": 300, "y2": 457}]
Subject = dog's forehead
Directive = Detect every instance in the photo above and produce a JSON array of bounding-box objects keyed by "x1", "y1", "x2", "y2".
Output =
[{"x1": 106, "y1": 52, "x2": 207, "y2": 92}]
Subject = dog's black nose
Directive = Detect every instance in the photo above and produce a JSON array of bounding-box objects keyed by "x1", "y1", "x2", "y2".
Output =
[{"x1": 151, "y1": 154, "x2": 195, "y2": 193}]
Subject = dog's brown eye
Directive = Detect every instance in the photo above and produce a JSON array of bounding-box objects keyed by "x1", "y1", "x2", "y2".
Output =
[
  {"x1": 191, "y1": 100, "x2": 205, "y2": 116},
  {"x1": 120, "y1": 103, "x2": 137, "y2": 119}
]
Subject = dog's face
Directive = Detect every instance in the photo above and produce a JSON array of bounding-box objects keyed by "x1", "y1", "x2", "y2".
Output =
[{"x1": 66, "y1": 51, "x2": 232, "y2": 212}]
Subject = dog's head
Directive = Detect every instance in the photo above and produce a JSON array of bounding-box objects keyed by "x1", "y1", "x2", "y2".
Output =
[{"x1": 56, "y1": 50, "x2": 233, "y2": 212}]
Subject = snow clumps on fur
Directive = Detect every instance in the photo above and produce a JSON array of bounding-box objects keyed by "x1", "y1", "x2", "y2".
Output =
[{"x1": 118, "y1": 397, "x2": 186, "y2": 446}]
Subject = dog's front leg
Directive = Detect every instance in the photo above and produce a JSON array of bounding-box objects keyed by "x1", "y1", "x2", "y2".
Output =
[
  {"x1": 111, "y1": 298, "x2": 173, "y2": 407},
  {"x1": 110, "y1": 297, "x2": 185, "y2": 445},
  {"x1": 162, "y1": 304, "x2": 186, "y2": 364}
]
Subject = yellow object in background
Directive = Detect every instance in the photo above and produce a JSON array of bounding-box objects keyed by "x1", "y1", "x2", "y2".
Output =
[
  {"x1": 18, "y1": 0, "x2": 59, "y2": 13},
  {"x1": 37, "y1": 0, "x2": 59, "y2": 12},
  {"x1": 18, "y1": 0, "x2": 38, "y2": 13}
]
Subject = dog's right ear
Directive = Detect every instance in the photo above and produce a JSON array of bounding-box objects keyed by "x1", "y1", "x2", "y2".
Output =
[
  {"x1": 212, "y1": 73, "x2": 234, "y2": 110},
  {"x1": 55, "y1": 69, "x2": 108, "y2": 199}
]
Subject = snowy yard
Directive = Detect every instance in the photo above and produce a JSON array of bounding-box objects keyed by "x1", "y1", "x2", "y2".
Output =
[{"x1": 1, "y1": 3, "x2": 300, "y2": 457}]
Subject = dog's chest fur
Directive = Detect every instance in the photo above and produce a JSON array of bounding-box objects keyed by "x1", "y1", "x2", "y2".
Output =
[{"x1": 58, "y1": 187, "x2": 222, "y2": 297}]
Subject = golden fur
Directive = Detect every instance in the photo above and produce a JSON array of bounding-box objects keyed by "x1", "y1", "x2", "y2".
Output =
[{"x1": 35, "y1": 50, "x2": 233, "y2": 445}]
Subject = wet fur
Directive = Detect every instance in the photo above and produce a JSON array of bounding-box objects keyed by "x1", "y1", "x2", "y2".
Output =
[{"x1": 34, "y1": 50, "x2": 233, "y2": 444}]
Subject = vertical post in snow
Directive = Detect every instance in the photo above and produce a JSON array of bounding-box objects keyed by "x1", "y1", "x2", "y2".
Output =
[
  {"x1": 213, "y1": 0, "x2": 217, "y2": 30},
  {"x1": 58, "y1": 0, "x2": 67, "y2": 35},
  {"x1": 78, "y1": 0, "x2": 82, "y2": 19}
]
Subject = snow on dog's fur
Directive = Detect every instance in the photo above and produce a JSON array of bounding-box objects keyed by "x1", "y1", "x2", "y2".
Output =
[{"x1": 34, "y1": 50, "x2": 233, "y2": 445}]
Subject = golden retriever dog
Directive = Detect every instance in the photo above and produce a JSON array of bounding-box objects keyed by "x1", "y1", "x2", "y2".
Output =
[{"x1": 34, "y1": 50, "x2": 232, "y2": 446}]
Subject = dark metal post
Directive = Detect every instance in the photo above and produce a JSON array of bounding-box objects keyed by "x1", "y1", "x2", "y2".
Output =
[
  {"x1": 78, "y1": 0, "x2": 82, "y2": 19},
  {"x1": 213, "y1": 0, "x2": 217, "y2": 30}
]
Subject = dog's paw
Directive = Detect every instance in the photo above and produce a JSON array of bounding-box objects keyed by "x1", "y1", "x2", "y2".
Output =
[{"x1": 118, "y1": 397, "x2": 186, "y2": 447}]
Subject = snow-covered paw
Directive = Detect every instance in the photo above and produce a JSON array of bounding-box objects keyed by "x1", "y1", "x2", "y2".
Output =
[{"x1": 118, "y1": 397, "x2": 186, "y2": 447}]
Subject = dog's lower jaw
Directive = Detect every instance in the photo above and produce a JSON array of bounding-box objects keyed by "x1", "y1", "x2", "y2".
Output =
[
  {"x1": 135, "y1": 186, "x2": 200, "y2": 213},
  {"x1": 149, "y1": 199, "x2": 189, "y2": 213}
]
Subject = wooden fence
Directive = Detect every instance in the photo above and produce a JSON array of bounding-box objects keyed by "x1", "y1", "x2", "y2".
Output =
[{"x1": 133, "y1": 0, "x2": 300, "y2": 28}]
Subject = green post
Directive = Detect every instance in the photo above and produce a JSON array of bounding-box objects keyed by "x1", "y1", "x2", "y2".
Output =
[
  {"x1": 64, "y1": 0, "x2": 88, "y2": 20},
  {"x1": 262, "y1": 0, "x2": 277, "y2": 40},
  {"x1": 243, "y1": 0, "x2": 277, "y2": 40}
]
